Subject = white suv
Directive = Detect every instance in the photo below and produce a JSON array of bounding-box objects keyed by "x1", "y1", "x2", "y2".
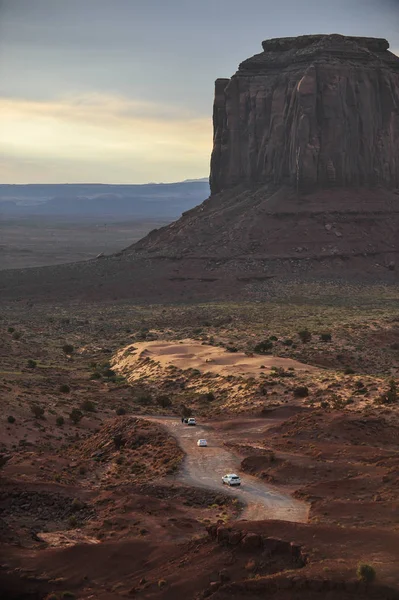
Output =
[
  {"x1": 222, "y1": 473, "x2": 241, "y2": 486},
  {"x1": 197, "y1": 439, "x2": 207, "y2": 447},
  {"x1": 187, "y1": 418, "x2": 196, "y2": 426}
]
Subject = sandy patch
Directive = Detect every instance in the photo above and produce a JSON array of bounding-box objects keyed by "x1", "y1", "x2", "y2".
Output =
[
  {"x1": 37, "y1": 530, "x2": 100, "y2": 547},
  {"x1": 115, "y1": 339, "x2": 318, "y2": 378}
]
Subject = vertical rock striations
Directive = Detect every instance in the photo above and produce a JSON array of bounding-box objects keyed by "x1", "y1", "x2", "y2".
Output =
[{"x1": 210, "y1": 34, "x2": 399, "y2": 194}]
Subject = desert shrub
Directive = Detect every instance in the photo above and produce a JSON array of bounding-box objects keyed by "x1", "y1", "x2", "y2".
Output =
[
  {"x1": 158, "y1": 580, "x2": 167, "y2": 589},
  {"x1": 181, "y1": 404, "x2": 192, "y2": 418},
  {"x1": 7, "y1": 415, "x2": 15, "y2": 424},
  {"x1": 226, "y1": 345, "x2": 238, "y2": 353},
  {"x1": 68, "y1": 515, "x2": 78, "y2": 528},
  {"x1": 44, "y1": 594, "x2": 59, "y2": 600},
  {"x1": 27, "y1": 359, "x2": 37, "y2": 369},
  {"x1": 56, "y1": 416, "x2": 65, "y2": 426},
  {"x1": 320, "y1": 332, "x2": 332, "y2": 342},
  {"x1": 283, "y1": 339, "x2": 293, "y2": 346},
  {"x1": 12, "y1": 331, "x2": 21, "y2": 340},
  {"x1": 157, "y1": 395, "x2": 172, "y2": 408},
  {"x1": 113, "y1": 434, "x2": 125, "y2": 450},
  {"x1": 391, "y1": 342, "x2": 399, "y2": 350},
  {"x1": 62, "y1": 344, "x2": 74, "y2": 354},
  {"x1": 30, "y1": 403, "x2": 45, "y2": 419},
  {"x1": 7, "y1": 326, "x2": 15, "y2": 333},
  {"x1": 103, "y1": 368, "x2": 116, "y2": 378},
  {"x1": 205, "y1": 391, "x2": 215, "y2": 401},
  {"x1": 378, "y1": 379, "x2": 398, "y2": 405},
  {"x1": 135, "y1": 393, "x2": 152, "y2": 405},
  {"x1": 116, "y1": 407, "x2": 127, "y2": 415},
  {"x1": 81, "y1": 399, "x2": 96, "y2": 412},
  {"x1": 61, "y1": 592, "x2": 75, "y2": 599},
  {"x1": 71, "y1": 498, "x2": 84, "y2": 512},
  {"x1": 69, "y1": 408, "x2": 83, "y2": 424},
  {"x1": 357, "y1": 563, "x2": 376, "y2": 584},
  {"x1": 90, "y1": 371, "x2": 101, "y2": 380},
  {"x1": 298, "y1": 329, "x2": 312, "y2": 343},
  {"x1": 293, "y1": 386, "x2": 309, "y2": 398},
  {"x1": 269, "y1": 335, "x2": 278, "y2": 341},
  {"x1": 320, "y1": 400, "x2": 329, "y2": 409},
  {"x1": 59, "y1": 384, "x2": 70, "y2": 393},
  {"x1": 344, "y1": 367, "x2": 355, "y2": 375},
  {"x1": 254, "y1": 340, "x2": 273, "y2": 354}
]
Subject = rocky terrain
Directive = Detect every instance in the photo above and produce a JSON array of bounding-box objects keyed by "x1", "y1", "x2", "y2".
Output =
[{"x1": 1, "y1": 298, "x2": 399, "y2": 598}]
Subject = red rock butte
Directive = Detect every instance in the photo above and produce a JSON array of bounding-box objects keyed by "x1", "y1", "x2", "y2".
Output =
[{"x1": 211, "y1": 34, "x2": 399, "y2": 193}]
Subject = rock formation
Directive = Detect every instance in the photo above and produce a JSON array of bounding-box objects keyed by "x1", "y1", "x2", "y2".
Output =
[{"x1": 210, "y1": 34, "x2": 399, "y2": 193}]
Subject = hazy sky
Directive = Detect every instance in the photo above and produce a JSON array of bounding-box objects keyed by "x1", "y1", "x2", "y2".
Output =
[{"x1": 0, "y1": 0, "x2": 398, "y2": 184}]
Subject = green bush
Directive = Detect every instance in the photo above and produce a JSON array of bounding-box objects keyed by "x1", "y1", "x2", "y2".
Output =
[
  {"x1": 205, "y1": 391, "x2": 215, "y2": 401},
  {"x1": 12, "y1": 331, "x2": 21, "y2": 340},
  {"x1": 298, "y1": 329, "x2": 312, "y2": 343},
  {"x1": 269, "y1": 335, "x2": 278, "y2": 341},
  {"x1": 7, "y1": 326, "x2": 15, "y2": 333},
  {"x1": 27, "y1": 359, "x2": 37, "y2": 369},
  {"x1": 226, "y1": 345, "x2": 238, "y2": 353},
  {"x1": 293, "y1": 386, "x2": 309, "y2": 398},
  {"x1": 378, "y1": 379, "x2": 398, "y2": 405},
  {"x1": 254, "y1": 340, "x2": 273, "y2": 354},
  {"x1": 157, "y1": 395, "x2": 172, "y2": 408},
  {"x1": 283, "y1": 339, "x2": 293, "y2": 346},
  {"x1": 59, "y1": 384, "x2": 70, "y2": 393},
  {"x1": 30, "y1": 403, "x2": 45, "y2": 419},
  {"x1": 344, "y1": 367, "x2": 355, "y2": 375},
  {"x1": 62, "y1": 344, "x2": 74, "y2": 354},
  {"x1": 81, "y1": 399, "x2": 96, "y2": 412},
  {"x1": 69, "y1": 409, "x2": 83, "y2": 424},
  {"x1": 116, "y1": 407, "x2": 127, "y2": 416},
  {"x1": 56, "y1": 416, "x2": 65, "y2": 426},
  {"x1": 356, "y1": 563, "x2": 376, "y2": 584},
  {"x1": 7, "y1": 415, "x2": 15, "y2": 424},
  {"x1": 320, "y1": 332, "x2": 332, "y2": 342},
  {"x1": 90, "y1": 371, "x2": 101, "y2": 380}
]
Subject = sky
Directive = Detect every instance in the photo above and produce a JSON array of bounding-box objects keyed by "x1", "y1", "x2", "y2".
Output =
[{"x1": 0, "y1": 0, "x2": 398, "y2": 184}]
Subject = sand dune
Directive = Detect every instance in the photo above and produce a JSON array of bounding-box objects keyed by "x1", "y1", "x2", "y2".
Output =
[{"x1": 117, "y1": 340, "x2": 318, "y2": 378}]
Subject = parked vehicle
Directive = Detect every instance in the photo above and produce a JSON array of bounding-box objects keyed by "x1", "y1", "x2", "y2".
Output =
[
  {"x1": 222, "y1": 473, "x2": 241, "y2": 486},
  {"x1": 187, "y1": 418, "x2": 196, "y2": 426},
  {"x1": 197, "y1": 439, "x2": 207, "y2": 447}
]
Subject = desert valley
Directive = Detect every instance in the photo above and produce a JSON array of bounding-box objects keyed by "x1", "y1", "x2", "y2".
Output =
[{"x1": 1, "y1": 30, "x2": 399, "y2": 600}]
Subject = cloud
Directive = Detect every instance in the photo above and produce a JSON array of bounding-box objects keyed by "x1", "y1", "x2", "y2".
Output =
[{"x1": 0, "y1": 94, "x2": 212, "y2": 183}]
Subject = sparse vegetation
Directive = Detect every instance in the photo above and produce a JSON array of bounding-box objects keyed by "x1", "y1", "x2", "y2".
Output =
[
  {"x1": 298, "y1": 329, "x2": 312, "y2": 343},
  {"x1": 59, "y1": 384, "x2": 70, "y2": 393},
  {"x1": 62, "y1": 344, "x2": 74, "y2": 354},
  {"x1": 293, "y1": 385, "x2": 309, "y2": 398},
  {"x1": 7, "y1": 415, "x2": 15, "y2": 424},
  {"x1": 116, "y1": 407, "x2": 127, "y2": 415},
  {"x1": 157, "y1": 394, "x2": 172, "y2": 408},
  {"x1": 254, "y1": 340, "x2": 273, "y2": 354},
  {"x1": 69, "y1": 408, "x2": 83, "y2": 424},
  {"x1": 320, "y1": 332, "x2": 332, "y2": 342},
  {"x1": 81, "y1": 399, "x2": 96, "y2": 412},
  {"x1": 27, "y1": 359, "x2": 37, "y2": 369},
  {"x1": 30, "y1": 403, "x2": 45, "y2": 419},
  {"x1": 357, "y1": 563, "x2": 376, "y2": 584},
  {"x1": 56, "y1": 416, "x2": 65, "y2": 426}
]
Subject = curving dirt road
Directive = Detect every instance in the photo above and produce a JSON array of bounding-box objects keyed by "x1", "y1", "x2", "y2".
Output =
[{"x1": 150, "y1": 417, "x2": 308, "y2": 523}]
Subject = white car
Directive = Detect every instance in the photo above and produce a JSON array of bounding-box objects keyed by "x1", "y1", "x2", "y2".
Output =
[
  {"x1": 222, "y1": 473, "x2": 241, "y2": 486},
  {"x1": 197, "y1": 439, "x2": 207, "y2": 447},
  {"x1": 187, "y1": 418, "x2": 196, "y2": 426}
]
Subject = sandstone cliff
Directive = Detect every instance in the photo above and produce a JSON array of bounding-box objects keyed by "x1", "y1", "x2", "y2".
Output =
[{"x1": 210, "y1": 34, "x2": 399, "y2": 193}]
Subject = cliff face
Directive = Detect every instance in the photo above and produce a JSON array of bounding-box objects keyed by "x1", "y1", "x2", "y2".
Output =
[{"x1": 210, "y1": 34, "x2": 399, "y2": 194}]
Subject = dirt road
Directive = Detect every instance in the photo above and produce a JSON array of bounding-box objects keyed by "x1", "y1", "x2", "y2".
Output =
[{"x1": 151, "y1": 417, "x2": 308, "y2": 523}]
